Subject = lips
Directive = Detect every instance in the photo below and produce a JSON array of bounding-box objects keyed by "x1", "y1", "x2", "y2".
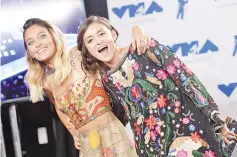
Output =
[{"x1": 37, "y1": 47, "x2": 47, "y2": 53}]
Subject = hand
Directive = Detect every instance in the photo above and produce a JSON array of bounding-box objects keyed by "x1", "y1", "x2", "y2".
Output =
[
  {"x1": 221, "y1": 124, "x2": 236, "y2": 145},
  {"x1": 66, "y1": 118, "x2": 81, "y2": 150},
  {"x1": 131, "y1": 25, "x2": 151, "y2": 55},
  {"x1": 73, "y1": 135, "x2": 81, "y2": 150}
]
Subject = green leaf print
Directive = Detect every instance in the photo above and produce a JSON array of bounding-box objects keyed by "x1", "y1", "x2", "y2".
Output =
[
  {"x1": 133, "y1": 79, "x2": 158, "y2": 93},
  {"x1": 164, "y1": 112, "x2": 173, "y2": 156},
  {"x1": 192, "y1": 150, "x2": 204, "y2": 157},
  {"x1": 164, "y1": 78, "x2": 175, "y2": 91}
]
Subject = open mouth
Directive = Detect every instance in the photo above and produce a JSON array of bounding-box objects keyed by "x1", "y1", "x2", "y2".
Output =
[
  {"x1": 37, "y1": 47, "x2": 47, "y2": 54},
  {"x1": 98, "y1": 46, "x2": 108, "y2": 53}
]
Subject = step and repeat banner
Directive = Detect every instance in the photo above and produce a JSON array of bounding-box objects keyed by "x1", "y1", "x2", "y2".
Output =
[{"x1": 107, "y1": 0, "x2": 237, "y2": 119}]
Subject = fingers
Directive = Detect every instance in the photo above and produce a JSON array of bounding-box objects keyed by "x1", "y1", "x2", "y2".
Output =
[
  {"x1": 136, "y1": 38, "x2": 142, "y2": 55},
  {"x1": 132, "y1": 38, "x2": 136, "y2": 51},
  {"x1": 146, "y1": 36, "x2": 151, "y2": 49},
  {"x1": 74, "y1": 136, "x2": 81, "y2": 150},
  {"x1": 223, "y1": 136, "x2": 234, "y2": 145}
]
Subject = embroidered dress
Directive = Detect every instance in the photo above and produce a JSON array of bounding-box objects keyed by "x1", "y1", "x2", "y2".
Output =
[
  {"x1": 50, "y1": 51, "x2": 137, "y2": 157},
  {"x1": 102, "y1": 39, "x2": 230, "y2": 157}
]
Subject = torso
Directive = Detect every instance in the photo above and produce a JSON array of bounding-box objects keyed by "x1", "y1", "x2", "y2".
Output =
[{"x1": 43, "y1": 47, "x2": 113, "y2": 132}]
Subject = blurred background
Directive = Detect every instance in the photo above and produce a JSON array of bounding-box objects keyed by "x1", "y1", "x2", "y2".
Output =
[{"x1": 1, "y1": 0, "x2": 237, "y2": 157}]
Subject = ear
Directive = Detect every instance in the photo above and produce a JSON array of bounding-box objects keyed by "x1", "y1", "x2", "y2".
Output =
[{"x1": 111, "y1": 29, "x2": 118, "y2": 41}]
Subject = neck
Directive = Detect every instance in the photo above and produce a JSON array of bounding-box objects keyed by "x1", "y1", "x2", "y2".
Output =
[{"x1": 106, "y1": 46, "x2": 129, "y2": 69}]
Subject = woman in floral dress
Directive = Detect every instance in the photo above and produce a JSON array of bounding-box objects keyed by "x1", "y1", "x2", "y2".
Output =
[{"x1": 77, "y1": 15, "x2": 236, "y2": 157}]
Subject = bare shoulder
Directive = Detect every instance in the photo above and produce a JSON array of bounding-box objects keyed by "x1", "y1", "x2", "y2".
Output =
[{"x1": 69, "y1": 46, "x2": 82, "y2": 61}]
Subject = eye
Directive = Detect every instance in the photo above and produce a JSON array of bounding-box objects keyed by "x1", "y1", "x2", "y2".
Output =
[
  {"x1": 99, "y1": 32, "x2": 105, "y2": 36},
  {"x1": 40, "y1": 34, "x2": 46, "y2": 39},
  {"x1": 28, "y1": 41, "x2": 34, "y2": 45},
  {"x1": 88, "y1": 39, "x2": 93, "y2": 43}
]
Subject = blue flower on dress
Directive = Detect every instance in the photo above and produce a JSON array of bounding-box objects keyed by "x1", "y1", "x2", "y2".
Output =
[
  {"x1": 188, "y1": 124, "x2": 196, "y2": 131},
  {"x1": 161, "y1": 108, "x2": 166, "y2": 114}
]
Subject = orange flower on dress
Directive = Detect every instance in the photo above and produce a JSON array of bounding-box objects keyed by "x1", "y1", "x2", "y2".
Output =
[
  {"x1": 103, "y1": 147, "x2": 114, "y2": 157},
  {"x1": 157, "y1": 94, "x2": 168, "y2": 108},
  {"x1": 190, "y1": 132, "x2": 201, "y2": 143}
]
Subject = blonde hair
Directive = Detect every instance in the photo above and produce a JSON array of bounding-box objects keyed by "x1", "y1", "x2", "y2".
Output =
[{"x1": 23, "y1": 18, "x2": 71, "y2": 103}]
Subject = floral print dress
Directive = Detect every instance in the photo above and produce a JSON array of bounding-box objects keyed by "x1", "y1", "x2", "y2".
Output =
[{"x1": 102, "y1": 39, "x2": 229, "y2": 157}]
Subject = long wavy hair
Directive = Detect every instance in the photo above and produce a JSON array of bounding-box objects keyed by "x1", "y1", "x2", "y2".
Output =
[
  {"x1": 77, "y1": 15, "x2": 119, "y2": 75},
  {"x1": 23, "y1": 18, "x2": 71, "y2": 103}
]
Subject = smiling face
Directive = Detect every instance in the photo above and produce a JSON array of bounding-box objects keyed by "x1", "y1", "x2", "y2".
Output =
[
  {"x1": 24, "y1": 24, "x2": 56, "y2": 65},
  {"x1": 83, "y1": 22, "x2": 118, "y2": 65}
]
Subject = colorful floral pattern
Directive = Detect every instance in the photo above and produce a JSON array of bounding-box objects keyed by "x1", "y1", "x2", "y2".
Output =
[{"x1": 102, "y1": 39, "x2": 229, "y2": 157}]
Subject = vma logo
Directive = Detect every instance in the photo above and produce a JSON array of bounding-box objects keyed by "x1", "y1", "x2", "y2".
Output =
[
  {"x1": 112, "y1": 1, "x2": 163, "y2": 19},
  {"x1": 177, "y1": 0, "x2": 188, "y2": 20},
  {"x1": 218, "y1": 83, "x2": 237, "y2": 97},
  {"x1": 168, "y1": 39, "x2": 219, "y2": 57}
]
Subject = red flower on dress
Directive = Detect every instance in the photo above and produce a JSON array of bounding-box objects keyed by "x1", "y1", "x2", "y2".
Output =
[
  {"x1": 144, "y1": 115, "x2": 156, "y2": 130},
  {"x1": 190, "y1": 132, "x2": 201, "y2": 143},
  {"x1": 131, "y1": 85, "x2": 141, "y2": 100},
  {"x1": 103, "y1": 147, "x2": 114, "y2": 157},
  {"x1": 157, "y1": 94, "x2": 168, "y2": 108},
  {"x1": 134, "y1": 122, "x2": 141, "y2": 136}
]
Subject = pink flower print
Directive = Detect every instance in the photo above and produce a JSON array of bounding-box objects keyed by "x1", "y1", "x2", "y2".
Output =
[
  {"x1": 182, "y1": 117, "x2": 190, "y2": 124},
  {"x1": 167, "y1": 65, "x2": 176, "y2": 75},
  {"x1": 156, "y1": 69, "x2": 168, "y2": 80},
  {"x1": 155, "y1": 125, "x2": 161, "y2": 135},
  {"x1": 204, "y1": 150, "x2": 216, "y2": 157},
  {"x1": 177, "y1": 149, "x2": 188, "y2": 157},
  {"x1": 174, "y1": 108, "x2": 180, "y2": 113},
  {"x1": 174, "y1": 101, "x2": 181, "y2": 108},
  {"x1": 103, "y1": 147, "x2": 114, "y2": 157},
  {"x1": 132, "y1": 62, "x2": 139, "y2": 71},
  {"x1": 173, "y1": 59, "x2": 181, "y2": 68},
  {"x1": 150, "y1": 131, "x2": 157, "y2": 141},
  {"x1": 150, "y1": 39, "x2": 157, "y2": 47}
]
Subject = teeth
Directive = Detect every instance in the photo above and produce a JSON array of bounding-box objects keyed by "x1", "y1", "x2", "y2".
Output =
[
  {"x1": 98, "y1": 46, "x2": 107, "y2": 51},
  {"x1": 38, "y1": 48, "x2": 46, "y2": 53}
]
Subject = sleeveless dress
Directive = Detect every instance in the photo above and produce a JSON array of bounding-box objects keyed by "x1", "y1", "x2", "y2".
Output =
[{"x1": 51, "y1": 51, "x2": 137, "y2": 157}]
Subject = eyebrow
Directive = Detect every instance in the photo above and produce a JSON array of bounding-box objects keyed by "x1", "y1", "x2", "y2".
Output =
[
  {"x1": 26, "y1": 31, "x2": 45, "y2": 43},
  {"x1": 85, "y1": 29, "x2": 104, "y2": 40}
]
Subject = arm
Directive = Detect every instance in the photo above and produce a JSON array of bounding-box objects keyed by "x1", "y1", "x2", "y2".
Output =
[
  {"x1": 43, "y1": 88, "x2": 78, "y2": 137},
  {"x1": 147, "y1": 38, "x2": 225, "y2": 131}
]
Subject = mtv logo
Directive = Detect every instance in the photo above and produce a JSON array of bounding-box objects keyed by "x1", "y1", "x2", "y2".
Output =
[
  {"x1": 112, "y1": 1, "x2": 163, "y2": 19},
  {"x1": 168, "y1": 39, "x2": 219, "y2": 57}
]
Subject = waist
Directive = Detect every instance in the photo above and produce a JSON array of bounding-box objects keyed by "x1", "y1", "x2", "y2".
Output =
[{"x1": 77, "y1": 106, "x2": 112, "y2": 129}]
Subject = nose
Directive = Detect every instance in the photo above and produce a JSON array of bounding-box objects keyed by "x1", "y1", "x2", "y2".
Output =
[
  {"x1": 97, "y1": 40, "x2": 102, "y2": 45},
  {"x1": 35, "y1": 40, "x2": 42, "y2": 48}
]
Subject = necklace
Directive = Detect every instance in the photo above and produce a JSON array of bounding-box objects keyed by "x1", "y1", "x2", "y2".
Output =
[{"x1": 44, "y1": 64, "x2": 55, "y2": 75}]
